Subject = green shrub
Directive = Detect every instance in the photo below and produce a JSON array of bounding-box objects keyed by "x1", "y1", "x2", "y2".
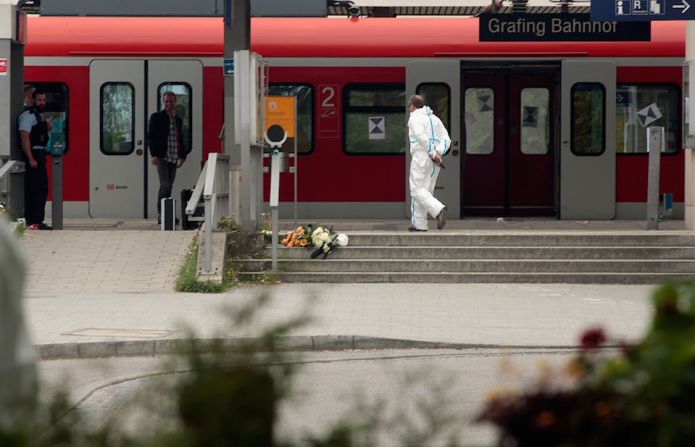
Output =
[{"x1": 479, "y1": 281, "x2": 695, "y2": 447}]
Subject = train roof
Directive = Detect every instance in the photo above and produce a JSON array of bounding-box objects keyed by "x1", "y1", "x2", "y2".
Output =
[{"x1": 25, "y1": 16, "x2": 685, "y2": 59}]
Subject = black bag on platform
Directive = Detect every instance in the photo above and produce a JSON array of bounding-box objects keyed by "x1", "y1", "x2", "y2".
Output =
[{"x1": 180, "y1": 189, "x2": 202, "y2": 230}]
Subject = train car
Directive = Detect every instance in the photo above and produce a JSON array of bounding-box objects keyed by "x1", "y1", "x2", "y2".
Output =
[{"x1": 23, "y1": 16, "x2": 686, "y2": 220}]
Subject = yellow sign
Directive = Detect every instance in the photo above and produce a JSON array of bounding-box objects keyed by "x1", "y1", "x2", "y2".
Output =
[{"x1": 264, "y1": 96, "x2": 296, "y2": 138}]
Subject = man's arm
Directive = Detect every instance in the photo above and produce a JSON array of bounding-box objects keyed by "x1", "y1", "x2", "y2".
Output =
[{"x1": 19, "y1": 132, "x2": 37, "y2": 168}]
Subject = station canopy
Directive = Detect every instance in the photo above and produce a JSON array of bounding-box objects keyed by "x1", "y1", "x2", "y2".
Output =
[
  {"x1": 19, "y1": 0, "x2": 589, "y2": 17},
  {"x1": 329, "y1": 0, "x2": 589, "y2": 17}
]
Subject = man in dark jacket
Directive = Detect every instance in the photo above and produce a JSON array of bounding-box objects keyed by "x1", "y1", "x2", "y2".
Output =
[
  {"x1": 17, "y1": 89, "x2": 52, "y2": 230},
  {"x1": 148, "y1": 91, "x2": 189, "y2": 221}
]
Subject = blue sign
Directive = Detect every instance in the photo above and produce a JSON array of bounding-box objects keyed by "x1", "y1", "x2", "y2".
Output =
[
  {"x1": 592, "y1": 0, "x2": 695, "y2": 21},
  {"x1": 224, "y1": 59, "x2": 234, "y2": 76},
  {"x1": 225, "y1": 0, "x2": 233, "y2": 26}
]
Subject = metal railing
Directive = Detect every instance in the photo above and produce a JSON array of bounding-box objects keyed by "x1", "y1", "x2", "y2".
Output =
[
  {"x1": 186, "y1": 153, "x2": 230, "y2": 275},
  {"x1": 0, "y1": 158, "x2": 21, "y2": 212}
]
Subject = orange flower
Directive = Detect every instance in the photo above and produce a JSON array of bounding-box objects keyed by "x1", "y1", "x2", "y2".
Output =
[
  {"x1": 534, "y1": 411, "x2": 555, "y2": 428},
  {"x1": 565, "y1": 358, "x2": 584, "y2": 380}
]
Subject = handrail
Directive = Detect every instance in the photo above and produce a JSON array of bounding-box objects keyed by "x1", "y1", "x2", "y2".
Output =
[
  {"x1": 0, "y1": 160, "x2": 19, "y2": 181},
  {"x1": 187, "y1": 152, "x2": 231, "y2": 276}
]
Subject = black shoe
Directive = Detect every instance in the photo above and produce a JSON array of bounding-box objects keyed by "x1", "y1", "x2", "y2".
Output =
[
  {"x1": 408, "y1": 226, "x2": 427, "y2": 232},
  {"x1": 436, "y1": 206, "x2": 448, "y2": 230},
  {"x1": 38, "y1": 223, "x2": 52, "y2": 230}
]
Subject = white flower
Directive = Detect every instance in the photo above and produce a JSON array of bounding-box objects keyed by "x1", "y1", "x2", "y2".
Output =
[
  {"x1": 320, "y1": 233, "x2": 329, "y2": 243},
  {"x1": 336, "y1": 233, "x2": 348, "y2": 247},
  {"x1": 323, "y1": 243, "x2": 330, "y2": 252}
]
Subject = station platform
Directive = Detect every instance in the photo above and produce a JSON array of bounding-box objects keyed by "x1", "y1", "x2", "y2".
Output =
[{"x1": 11, "y1": 217, "x2": 689, "y2": 360}]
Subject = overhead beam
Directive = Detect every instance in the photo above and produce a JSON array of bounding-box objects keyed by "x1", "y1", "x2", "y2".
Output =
[{"x1": 38, "y1": 0, "x2": 327, "y2": 17}]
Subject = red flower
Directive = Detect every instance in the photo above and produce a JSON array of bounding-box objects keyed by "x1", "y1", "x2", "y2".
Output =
[{"x1": 580, "y1": 327, "x2": 606, "y2": 351}]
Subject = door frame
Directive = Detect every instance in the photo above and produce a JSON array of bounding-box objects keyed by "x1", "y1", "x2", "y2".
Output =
[
  {"x1": 560, "y1": 60, "x2": 616, "y2": 219},
  {"x1": 405, "y1": 59, "x2": 461, "y2": 219}
]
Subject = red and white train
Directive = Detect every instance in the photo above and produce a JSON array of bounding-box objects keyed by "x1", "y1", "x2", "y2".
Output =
[{"x1": 23, "y1": 16, "x2": 686, "y2": 220}]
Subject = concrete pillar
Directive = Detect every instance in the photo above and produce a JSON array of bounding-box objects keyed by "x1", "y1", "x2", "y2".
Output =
[
  {"x1": 0, "y1": 0, "x2": 25, "y2": 220},
  {"x1": 685, "y1": 23, "x2": 695, "y2": 229},
  {"x1": 225, "y1": 0, "x2": 259, "y2": 231}
]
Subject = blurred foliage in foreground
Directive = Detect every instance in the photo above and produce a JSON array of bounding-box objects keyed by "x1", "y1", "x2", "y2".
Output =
[{"x1": 478, "y1": 282, "x2": 695, "y2": 447}]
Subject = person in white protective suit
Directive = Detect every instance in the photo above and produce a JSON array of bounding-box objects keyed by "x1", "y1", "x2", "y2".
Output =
[{"x1": 407, "y1": 95, "x2": 450, "y2": 231}]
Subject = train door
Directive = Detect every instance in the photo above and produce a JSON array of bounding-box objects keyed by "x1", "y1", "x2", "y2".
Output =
[
  {"x1": 89, "y1": 60, "x2": 146, "y2": 218},
  {"x1": 89, "y1": 59, "x2": 202, "y2": 219},
  {"x1": 462, "y1": 69, "x2": 557, "y2": 216},
  {"x1": 560, "y1": 60, "x2": 616, "y2": 219},
  {"x1": 146, "y1": 60, "x2": 203, "y2": 220},
  {"x1": 406, "y1": 60, "x2": 461, "y2": 219}
]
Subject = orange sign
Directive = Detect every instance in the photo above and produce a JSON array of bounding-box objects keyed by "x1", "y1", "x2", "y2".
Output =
[{"x1": 264, "y1": 96, "x2": 296, "y2": 138}]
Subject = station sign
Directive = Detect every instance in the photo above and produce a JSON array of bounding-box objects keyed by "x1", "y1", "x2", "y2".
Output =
[
  {"x1": 591, "y1": 0, "x2": 695, "y2": 21},
  {"x1": 264, "y1": 96, "x2": 296, "y2": 138},
  {"x1": 479, "y1": 13, "x2": 651, "y2": 42}
]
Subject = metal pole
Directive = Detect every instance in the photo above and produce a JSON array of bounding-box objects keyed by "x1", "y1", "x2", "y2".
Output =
[
  {"x1": 204, "y1": 200, "x2": 212, "y2": 272},
  {"x1": 270, "y1": 149, "x2": 280, "y2": 271},
  {"x1": 51, "y1": 156, "x2": 63, "y2": 229},
  {"x1": 646, "y1": 126, "x2": 664, "y2": 230},
  {"x1": 294, "y1": 98, "x2": 298, "y2": 221}
]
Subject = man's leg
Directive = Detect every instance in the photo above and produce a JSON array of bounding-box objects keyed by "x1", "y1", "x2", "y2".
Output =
[
  {"x1": 409, "y1": 159, "x2": 443, "y2": 230},
  {"x1": 156, "y1": 161, "x2": 176, "y2": 218}
]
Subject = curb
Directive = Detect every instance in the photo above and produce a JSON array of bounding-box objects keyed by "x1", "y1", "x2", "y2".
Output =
[{"x1": 36, "y1": 336, "x2": 587, "y2": 360}]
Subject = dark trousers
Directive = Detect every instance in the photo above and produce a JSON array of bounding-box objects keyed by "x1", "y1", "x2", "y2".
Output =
[
  {"x1": 24, "y1": 150, "x2": 48, "y2": 226},
  {"x1": 156, "y1": 160, "x2": 177, "y2": 216}
]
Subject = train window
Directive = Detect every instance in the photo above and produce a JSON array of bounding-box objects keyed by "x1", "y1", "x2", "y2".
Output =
[
  {"x1": 571, "y1": 83, "x2": 605, "y2": 156},
  {"x1": 520, "y1": 88, "x2": 550, "y2": 155},
  {"x1": 616, "y1": 84, "x2": 680, "y2": 154},
  {"x1": 344, "y1": 84, "x2": 405, "y2": 155},
  {"x1": 465, "y1": 88, "x2": 494, "y2": 155},
  {"x1": 158, "y1": 83, "x2": 192, "y2": 154},
  {"x1": 30, "y1": 82, "x2": 69, "y2": 155},
  {"x1": 100, "y1": 83, "x2": 134, "y2": 155},
  {"x1": 268, "y1": 84, "x2": 313, "y2": 154},
  {"x1": 416, "y1": 83, "x2": 450, "y2": 130}
]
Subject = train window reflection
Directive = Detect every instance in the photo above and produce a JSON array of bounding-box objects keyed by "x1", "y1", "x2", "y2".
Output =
[
  {"x1": 571, "y1": 83, "x2": 605, "y2": 156},
  {"x1": 465, "y1": 88, "x2": 494, "y2": 155},
  {"x1": 268, "y1": 84, "x2": 313, "y2": 154},
  {"x1": 616, "y1": 84, "x2": 679, "y2": 154},
  {"x1": 29, "y1": 82, "x2": 69, "y2": 156},
  {"x1": 416, "y1": 83, "x2": 450, "y2": 131},
  {"x1": 100, "y1": 83, "x2": 134, "y2": 155},
  {"x1": 520, "y1": 88, "x2": 550, "y2": 155},
  {"x1": 344, "y1": 84, "x2": 405, "y2": 155},
  {"x1": 158, "y1": 83, "x2": 192, "y2": 154}
]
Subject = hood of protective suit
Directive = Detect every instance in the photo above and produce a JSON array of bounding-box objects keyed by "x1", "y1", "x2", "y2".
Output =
[{"x1": 411, "y1": 106, "x2": 434, "y2": 117}]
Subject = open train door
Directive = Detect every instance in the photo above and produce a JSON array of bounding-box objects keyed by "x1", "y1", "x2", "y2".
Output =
[
  {"x1": 560, "y1": 60, "x2": 616, "y2": 219},
  {"x1": 406, "y1": 60, "x2": 461, "y2": 220},
  {"x1": 146, "y1": 60, "x2": 203, "y2": 221}
]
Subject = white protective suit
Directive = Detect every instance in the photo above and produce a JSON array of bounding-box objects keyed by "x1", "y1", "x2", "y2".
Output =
[{"x1": 408, "y1": 106, "x2": 451, "y2": 230}]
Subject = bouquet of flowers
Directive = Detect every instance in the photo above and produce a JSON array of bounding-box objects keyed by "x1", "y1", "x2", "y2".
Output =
[
  {"x1": 281, "y1": 226, "x2": 311, "y2": 248},
  {"x1": 280, "y1": 224, "x2": 348, "y2": 258},
  {"x1": 310, "y1": 226, "x2": 348, "y2": 259}
]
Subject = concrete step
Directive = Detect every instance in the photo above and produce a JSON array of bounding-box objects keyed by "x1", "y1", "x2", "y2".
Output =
[
  {"x1": 265, "y1": 246, "x2": 695, "y2": 260},
  {"x1": 339, "y1": 233, "x2": 695, "y2": 247},
  {"x1": 241, "y1": 259, "x2": 695, "y2": 274},
  {"x1": 237, "y1": 271, "x2": 695, "y2": 285}
]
